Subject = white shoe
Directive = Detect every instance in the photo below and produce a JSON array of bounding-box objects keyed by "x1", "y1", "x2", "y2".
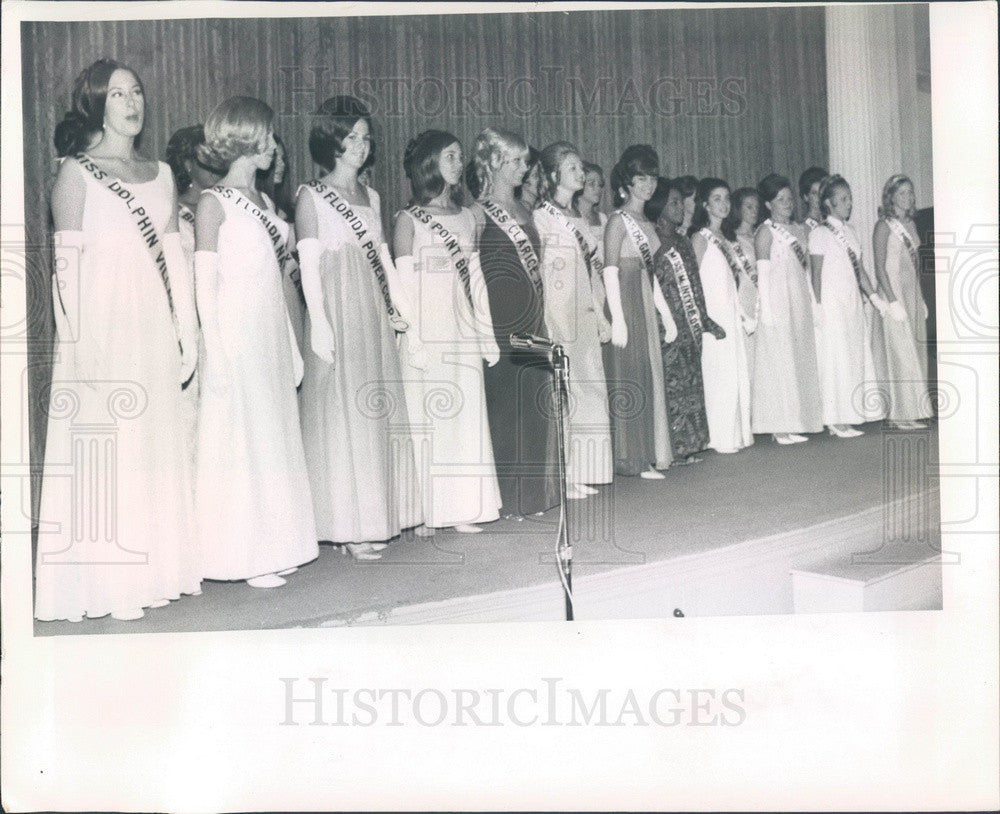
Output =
[
  {"x1": 828, "y1": 425, "x2": 863, "y2": 438},
  {"x1": 454, "y1": 524, "x2": 483, "y2": 534},
  {"x1": 246, "y1": 573, "x2": 286, "y2": 588},
  {"x1": 640, "y1": 467, "x2": 666, "y2": 479},
  {"x1": 276, "y1": 567, "x2": 299, "y2": 576},
  {"x1": 148, "y1": 599, "x2": 171, "y2": 609},
  {"x1": 772, "y1": 434, "x2": 796, "y2": 445},
  {"x1": 566, "y1": 485, "x2": 588, "y2": 500},
  {"x1": 413, "y1": 524, "x2": 436, "y2": 538},
  {"x1": 788, "y1": 434, "x2": 809, "y2": 443},
  {"x1": 578, "y1": 484, "x2": 599, "y2": 495},
  {"x1": 714, "y1": 447, "x2": 740, "y2": 454},
  {"x1": 111, "y1": 608, "x2": 144, "y2": 621}
]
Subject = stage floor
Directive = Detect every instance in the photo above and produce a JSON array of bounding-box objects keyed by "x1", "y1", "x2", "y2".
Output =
[{"x1": 34, "y1": 422, "x2": 941, "y2": 636}]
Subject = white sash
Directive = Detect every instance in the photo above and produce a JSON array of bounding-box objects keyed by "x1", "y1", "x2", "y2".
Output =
[
  {"x1": 886, "y1": 217, "x2": 920, "y2": 272},
  {"x1": 540, "y1": 200, "x2": 597, "y2": 282},
  {"x1": 75, "y1": 153, "x2": 178, "y2": 340},
  {"x1": 766, "y1": 218, "x2": 809, "y2": 271},
  {"x1": 820, "y1": 221, "x2": 869, "y2": 302},
  {"x1": 480, "y1": 198, "x2": 544, "y2": 302},
  {"x1": 619, "y1": 210, "x2": 654, "y2": 277},
  {"x1": 405, "y1": 205, "x2": 474, "y2": 309}
]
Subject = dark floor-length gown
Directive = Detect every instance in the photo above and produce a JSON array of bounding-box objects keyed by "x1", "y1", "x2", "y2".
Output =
[
  {"x1": 480, "y1": 213, "x2": 561, "y2": 515},
  {"x1": 651, "y1": 225, "x2": 712, "y2": 458}
]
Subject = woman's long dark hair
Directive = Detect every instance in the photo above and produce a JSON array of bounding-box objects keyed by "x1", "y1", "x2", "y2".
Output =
[
  {"x1": 55, "y1": 58, "x2": 142, "y2": 157},
  {"x1": 688, "y1": 177, "x2": 731, "y2": 239},
  {"x1": 403, "y1": 129, "x2": 463, "y2": 206}
]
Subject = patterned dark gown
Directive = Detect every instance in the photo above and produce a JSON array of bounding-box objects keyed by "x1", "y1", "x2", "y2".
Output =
[{"x1": 650, "y1": 225, "x2": 714, "y2": 459}]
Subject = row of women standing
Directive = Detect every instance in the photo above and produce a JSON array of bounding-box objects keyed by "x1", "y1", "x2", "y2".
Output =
[{"x1": 34, "y1": 58, "x2": 931, "y2": 623}]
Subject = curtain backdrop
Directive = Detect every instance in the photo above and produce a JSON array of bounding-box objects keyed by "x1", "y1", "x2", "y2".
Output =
[{"x1": 21, "y1": 8, "x2": 828, "y2": 517}]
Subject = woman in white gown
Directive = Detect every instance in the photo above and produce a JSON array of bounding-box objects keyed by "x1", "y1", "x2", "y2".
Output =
[
  {"x1": 295, "y1": 96, "x2": 420, "y2": 559},
  {"x1": 36, "y1": 59, "x2": 201, "y2": 622},
  {"x1": 534, "y1": 141, "x2": 614, "y2": 497},
  {"x1": 807, "y1": 174, "x2": 892, "y2": 437},
  {"x1": 393, "y1": 129, "x2": 502, "y2": 533},
  {"x1": 166, "y1": 124, "x2": 223, "y2": 482},
  {"x1": 751, "y1": 174, "x2": 824, "y2": 442},
  {"x1": 690, "y1": 178, "x2": 754, "y2": 454},
  {"x1": 194, "y1": 96, "x2": 318, "y2": 587},
  {"x1": 872, "y1": 174, "x2": 933, "y2": 430}
]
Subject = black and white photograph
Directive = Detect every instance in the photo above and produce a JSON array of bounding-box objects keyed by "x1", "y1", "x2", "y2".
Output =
[{"x1": 1, "y1": 1, "x2": 996, "y2": 810}]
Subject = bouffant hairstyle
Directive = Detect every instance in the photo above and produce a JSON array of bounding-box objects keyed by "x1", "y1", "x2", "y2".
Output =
[
  {"x1": 166, "y1": 124, "x2": 212, "y2": 193},
  {"x1": 798, "y1": 166, "x2": 828, "y2": 199},
  {"x1": 55, "y1": 58, "x2": 142, "y2": 157},
  {"x1": 609, "y1": 145, "x2": 659, "y2": 207},
  {"x1": 879, "y1": 174, "x2": 916, "y2": 220},
  {"x1": 818, "y1": 174, "x2": 851, "y2": 216},
  {"x1": 757, "y1": 173, "x2": 792, "y2": 205},
  {"x1": 308, "y1": 95, "x2": 372, "y2": 173},
  {"x1": 724, "y1": 186, "x2": 761, "y2": 236},
  {"x1": 643, "y1": 175, "x2": 672, "y2": 222},
  {"x1": 198, "y1": 96, "x2": 273, "y2": 172},
  {"x1": 673, "y1": 174, "x2": 698, "y2": 201},
  {"x1": 538, "y1": 141, "x2": 580, "y2": 201},
  {"x1": 404, "y1": 129, "x2": 462, "y2": 205},
  {"x1": 472, "y1": 126, "x2": 528, "y2": 200}
]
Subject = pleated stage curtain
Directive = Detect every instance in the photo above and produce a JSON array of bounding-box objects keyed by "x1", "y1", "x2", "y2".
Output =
[{"x1": 20, "y1": 8, "x2": 828, "y2": 519}]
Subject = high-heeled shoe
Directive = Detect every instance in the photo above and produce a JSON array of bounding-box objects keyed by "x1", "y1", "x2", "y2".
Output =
[
  {"x1": 342, "y1": 543, "x2": 382, "y2": 560},
  {"x1": 247, "y1": 573, "x2": 287, "y2": 588},
  {"x1": 640, "y1": 467, "x2": 666, "y2": 479},
  {"x1": 453, "y1": 524, "x2": 483, "y2": 534},
  {"x1": 828, "y1": 425, "x2": 863, "y2": 438},
  {"x1": 413, "y1": 524, "x2": 436, "y2": 537},
  {"x1": 579, "y1": 484, "x2": 599, "y2": 494},
  {"x1": 772, "y1": 433, "x2": 796, "y2": 445},
  {"x1": 566, "y1": 485, "x2": 588, "y2": 500},
  {"x1": 788, "y1": 433, "x2": 809, "y2": 443}
]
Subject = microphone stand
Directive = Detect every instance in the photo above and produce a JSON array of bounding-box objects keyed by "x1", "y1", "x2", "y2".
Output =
[{"x1": 510, "y1": 334, "x2": 573, "y2": 621}]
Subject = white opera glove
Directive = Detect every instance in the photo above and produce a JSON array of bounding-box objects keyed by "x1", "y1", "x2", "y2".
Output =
[
  {"x1": 601, "y1": 265, "x2": 628, "y2": 348},
  {"x1": 194, "y1": 250, "x2": 229, "y2": 394},
  {"x1": 755, "y1": 260, "x2": 774, "y2": 327},
  {"x1": 887, "y1": 299, "x2": 909, "y2": 323},
  {"x1": 296, "y1": 238, "x2": 335, "y2": 365},
  {"x1": 869, "y1": 292, "x2": 889, "y2": 316},
  {"x1": 469, "y1": 251, "x2": 499, "y2": 367},
  {"x1": 392, "y1": 255, "x2": 429, "y2": 371},
  {"x1": 651, "y1": 278, "x2": 678, "y2": 343},
  {"x1": 379, "y1": 242, "x2": 418, "y2": 334},
  {"x1": 921, "y1": 299, "x2": 929, "y2": 321},
  {"x1": 52, "y1": 230, "x2": 97, "y2": 384},
  {"x1": 163, "y1": 231, "x2": 199, "y2": 384}
]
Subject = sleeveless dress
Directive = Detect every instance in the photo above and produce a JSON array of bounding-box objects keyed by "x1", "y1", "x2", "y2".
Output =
[
  {"x1": 807, "y1": 217, "x2": 868, "y2": 425},
  {"x1": 35, "y1": 159, "x2": 200, "y2": 621},
  {"x1": 196, "y1": 188, "x2": 318, "y2": 580},
  {"x1": 651, "y1": 229, "x2": 711, "y2": 458},
  {"x1": 602, "y1": 215, "x2": 672, "y2": 474},
  {"x1": 398, "y1": 207, "x2": 501, "y2": 528},
  {"x1": 480, "y1": 211, "x2": 560, "y2": 516},
  {"x1": 881, "y1": 219, "x2": 932, "y2": 421},
  {"x1": 734, "y1": 232, "x2": 758, "y2": 376},
  {"x1": 696, "y1": 229, "x2": 753, "y2": 452},
  {"x1": 297, "y1": 185, "x2": 419, "y2": 542},
  {"x1": 533, "y1": 205, "x2": 613, "y2": 485},
  {"x1": 751, "y1": 220, "x2": 824, "y2": 434}
]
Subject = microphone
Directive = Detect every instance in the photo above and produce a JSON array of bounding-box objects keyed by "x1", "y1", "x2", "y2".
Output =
[{"x1": 509, "y1": 333, "x2": 556, "y2": 354}]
